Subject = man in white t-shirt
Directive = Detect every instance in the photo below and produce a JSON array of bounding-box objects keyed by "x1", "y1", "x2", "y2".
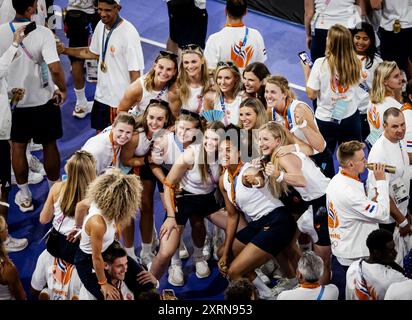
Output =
[
  {"x1": 204, "y1": 0, "x2": 266, "y2": 72},
  {"x1": 277, "y1": 251, "x2": 339, "y2": 300},
  {"x1": 58, "y1": 0, "x2": 144, "y2": 133},
  {"x1": 346, "y1": 229, "x2": 408, "y2": 300},
  {"x1": 370, "y1": 0, "x2": 412, "y2": 79},
  {"x1": 368, "y1": 108, "x2": 412, "y2": 236},
  {"x1": 326, "y1": 141, "x2": 390, "y2": 271},
  {"x1": 31, "y1": 250, "x2": 82, "y2": 300},
  {"x1": 0, "y1": 0, "x2": 67, "y2": 213}
]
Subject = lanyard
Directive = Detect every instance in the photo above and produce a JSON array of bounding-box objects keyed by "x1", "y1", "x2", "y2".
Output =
[
  {"x1": 226, "y1": 162, "x2": 243, "y2": 208},
  {"x1": 220, "y1": 95, "x2": 229, "y2": 125},
  {"x1": 281, "y1": 98, "x2": 292, "y2": 130},
  {"x1": 196, "y1": 94, "x2": 203, "y2": 113},
  {"x1": 9, "y1": 22, "x2": 35, "y2": 61},
  {"x1": 399, "y1": 142, "x2": 406, "y2": 167},
  {"x1": 173, "y1": 133, "x2": 184, "y2": 153},
  {"x1": 109, "y1": 130, "x2": 119, "y2": 166},
  {"x1": 101, "y1": 15, "x2": 121, "y2": 64},
  {"x1": 156, "y1": 84, "x2": 169, "y2": 99}
]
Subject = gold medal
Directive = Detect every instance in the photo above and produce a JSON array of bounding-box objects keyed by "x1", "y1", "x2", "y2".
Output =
[
  {"x1": 393, "y1": 19, "x2": 401, "y2": 33},
  {"x1": 100, "y1": 61, "x2": 107, "y2": 73}
]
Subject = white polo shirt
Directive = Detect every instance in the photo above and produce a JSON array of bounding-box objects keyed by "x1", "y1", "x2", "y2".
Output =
[
  {"x1": 277, "y1": 284, "x2": 339, "y2": 300},
  {"x1": 90, "y1": 19, "x2": 144, "y2": 107},
  {"x1": 379, "y1": 0, "x2": 412, "y2": 31},
  {"x1": 313, "y1": 0, "x2": 361, "y2": 30}
]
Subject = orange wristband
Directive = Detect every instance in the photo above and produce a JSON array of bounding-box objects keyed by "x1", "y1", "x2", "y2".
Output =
[{"x1": 98, "y1": 278, "x2": 107, "y2": 286}]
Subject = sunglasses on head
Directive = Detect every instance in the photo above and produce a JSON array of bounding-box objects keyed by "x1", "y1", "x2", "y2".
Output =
[
  {"x1": 180, "y1": 108, "x2": 201, "y2": 120},
  {"x1": 149, "y1": 98, "x2": 170, "y2": 108},
  {"x1": 158, "y1": 50, "x2": 178, "y2": 60},
  {"x1": 182, "y1": 44, "x2": 203, "y2": 54},
  {"x1": 217, "y1": 61, "x2": 236, "y2": 68}
]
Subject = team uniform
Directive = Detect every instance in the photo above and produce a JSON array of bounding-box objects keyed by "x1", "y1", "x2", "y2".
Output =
[
  {"x1": 213, "y1": 94, "x2": 242, "y2": 126},
  {"x1": 346, "y1": 259, "x2": 408, "y2": 300},
  {"x1": 89, "y1": 19, "x2": 144, "y2": 130},
  {"x1": 326, "y1": 171, "x2": 390, "y2": 267},
  {"x1": 308, "y1": 57, "x2": 362, "y2": 153},
  {"x1": 181, "y1": 86, "x2": 204, "y2": 113},
  {"x1": 82, "y1": 127, "x2": 121, "y2": 175},
  {"x1": 366, "y1": 96, "x2": 402, "y2": 146},
  {"x1": 223, "y1": 163, "x2": 296, "y2": 257},
  {"x1": 204, "y1": 24, "x2": 266, "y2": 71},
  {"x1": 384, "y1": 279, "x2": 412, "y2": 300},
  {"x1": 277, "y1": 283, "x2": 339, "y2": 300}
]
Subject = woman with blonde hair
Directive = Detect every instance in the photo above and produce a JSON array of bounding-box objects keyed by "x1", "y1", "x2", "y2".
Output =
[
  {"x1": 258, "y1": 122, "x2": 332, "y2": 285},
  {"x1": 74, "y1": 168, "x2": 152, "y2": 300},
  {"x1": 177, "y1": 44, "x2": 212, "y2": 113},
  {"x1": 117, "y1": 51, "x2": 180, "y2": 117},
  {"x1": 366, "y1": 61, "x2": 403, "y2": 146},
  {"x1": 303, "y1": 24, "x2": 362, "y2": 155},
  {"x1": 0, "y1": 216, "x2": 26, "y2": 300},
  {"x1": 265, "y1": 75, "x2": 334, "y2": 178},
  {"x1": 204, "y1": 61, "x2": 244, "y2": 126}
]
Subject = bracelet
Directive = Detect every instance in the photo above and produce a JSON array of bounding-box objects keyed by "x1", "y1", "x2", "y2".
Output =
[
  {"x1": 98, "y1": 278, "x2": 107, "y2": 286},
  {"x1": 399, "y1": 219, "x2": 408, "y2": 228},
  {"x1": 276, "y1": 170, "x2": 285, "y2": 183},
  {"x1": 167, "y1": 216, "x2": 175, "y2": 219},
  {"x1": 12, "y1": 42, "x2": 19, "y2": 48},
  {"x1": 294, "y1": 144, "x2": 300, "y2": 153},
  {"x1": 296, "y1": 119, "x2": 307, "y2": 129}
]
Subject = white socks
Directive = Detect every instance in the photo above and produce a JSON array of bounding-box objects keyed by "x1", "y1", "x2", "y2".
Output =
[
  {"x1": 171, "y1": 249, "x2": 181, "y2": 266},
  {"x1": 74, "y1": 87, "x2": 87, "y2": 106},
  {"x1": 141, "y1": 242, "x2": 152, "y2": 255},
  {"x1": 193, "y1": 244, "x2": 204, "y2": 261},
  {"x1": 17, "y1": 183, "x2": 31, "y2": 198},
  {"x1": 125, "y1": 246, "x2": 138, "y2": 261}
]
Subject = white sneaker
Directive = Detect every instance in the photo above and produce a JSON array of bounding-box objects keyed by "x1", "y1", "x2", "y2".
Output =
[
  {"x1": 14, "y1": 190, "x2": 34, "y2": 212},
  {"x1": 194, "y1": 259, "x2": 211, "y2": 279},
  {"x1": 139, "y1": 251, "x2": 154, "y2": 269},
  {"x1": 73, "y1": 101, "x2": 93, "y2": 119},
  {"x1": 28, "y1": 154, "x2": 46, "y2": 176},
  {"x1": 168, "y1": 264, "x2": 184, "y2": 286},
  {"x1": 29, "y1": 140, "x2": 43, "y2": 151},
  {"x1": 271, "y1": 277, "x2": 299, "y2": 296},
  {"x1": 11, "y1": 170, "x2": 44, "y2": 185},
  {"x1": 179, "y1": 240, "x2": 189, "y2": 259},
  {"x1": 255, "y1": 267, "x2": 271, "y2": 286},
  {"x1": 4, "y1": 235, "x2": 28, "y2": 252}
]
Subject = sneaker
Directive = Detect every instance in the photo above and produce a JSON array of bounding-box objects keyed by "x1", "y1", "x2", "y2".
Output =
[
  {"x1": 271, "y1": 277, "x2": 299, "y2": 297},
  {"x1": 255, "y1": 267, "x2": 271, "y2": 286},
  {"x1": 260, "y1": 258, "x2": 276, "y2": 276},
  {"x1": 28, "y1": 154, "x2": 46, "y2": 176},
  {"x1": 4, "y1": 235, "x2": 28, "y2": 252},
  {"x1": 194, "y1": 259, "x2": 211, "y2": 279},
  {"x1": 168, "y1": 264, "x2": 184, "y2": 286},
  {"x1": 38, "y1": 289, "x2": 50, "y2": 300},
  {"x1": 73, "y1": 101, "x2": 93, "y2": 119},
  {"x1": 29, "y1": 140, "x2": 43, "y2": 151},
  {"x1": 139, "y1": 251, "x2": 154, "y2": 269},
  {"x1": 11, "y1": 170, "x2": 44, "y2": 185},
  {"x1": 14, "y1": 190, "x2": 34, "y2": 212},
  {"x1": 179, "y1": 239, "x2": 189, "y2": 259}
]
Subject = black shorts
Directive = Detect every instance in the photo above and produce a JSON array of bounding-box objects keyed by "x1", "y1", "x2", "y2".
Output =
[
  {"x1": 64, "y1": 9, "x2": 100, "y2": 63},
  {"x1": 175, "y1": 190, "x2": 220, "y2": 226},
  {"x1": 167, "y1": 1, "x2": 208, "y2": 49},
  {"x1": 139, "y1": 164, "x2": 168, "y2": 193},
  {"x1": 11, "y1": 100, "x2": 63, "y2": 144},
  {"x1": 91, "y1": 100, "x2": 117, "y2": 131},
  {"x1": 379, "y1": 27, "x2": 412, "y2": 73},
  {"x1": 0, "y1": 140, "x2": 11, "y2": 192},
  {"x1": 235, "y1": 207, "x2": 296, "y2": 257},
  {"x1": 309, "y1": 147, "x2": 335, "y2": 179}
]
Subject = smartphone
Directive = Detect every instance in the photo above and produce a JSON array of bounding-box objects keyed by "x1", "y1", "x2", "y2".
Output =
[
  {"x1": 298, "y1": 51, "x2": 313, "y2": 67},
  {"x1": 162, "y1": 289, "x2": 177, "y2": 300},
  {"x1": 24, "y1": 21, "x2": 37, "y2": 36}
]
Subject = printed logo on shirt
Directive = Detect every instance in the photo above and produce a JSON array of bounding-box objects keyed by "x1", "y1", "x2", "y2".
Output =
[
  {"x1": 355, "y1": 275, "x2": 377, "y2": 300},
  {"x1": 110, "y1": 45, "x2": 116, "y2": 55},
  {"x1": 330, "y1": 75, "x2": 349, "y2": 94},
  {"x1": 364, "y1": 203, "x2": 376, "y2": 213},
  {"x1": 230, "y1": 43, "x2": 254, "y2": 69},
  {"x1": 51, "y1": 258, "x2": 75, "y2": 300},
  {"x1": 367, "y1": 104, "x2": 380, "y2": 129},
  {"x1": 327, "y1": 201, "x2": 339, "y2": 228}
]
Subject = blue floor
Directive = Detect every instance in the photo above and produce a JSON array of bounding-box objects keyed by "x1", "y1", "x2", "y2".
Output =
[{"x1": 7, "y1": 0, "x2": 341, "y2": 300}]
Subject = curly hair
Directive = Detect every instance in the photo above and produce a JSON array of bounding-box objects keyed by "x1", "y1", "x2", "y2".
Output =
[{"x1": 86, "y1": 168, "x2": 143, "y2": 227}]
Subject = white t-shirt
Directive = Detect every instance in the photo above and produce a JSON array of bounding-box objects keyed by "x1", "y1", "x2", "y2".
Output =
[
  {"x1": 384, "y1": 280, "x2": 412, "y2": 300},
  {"x1": 67, "y1": 0, "x2": 95, "y2": 14},
  {"x1": 90, "y1": 19, "x2": 144, "y2": 107},
  {"x1": 308, "y1": 57, "x2": 361, "y2": 122},
  {"x1": 367, "y1": 135, "x2": 410, "y2": 220},
  {"x1": 204, "y1": 25, "x2": 266, "y2": 72},
  {"x1": 82, "y1": 127, "x2": 120, "y2": 175},
  {"x1": 277, "y1": 284, "x2": 339, "y2": 300},
  {"x1": 31, "y1": 250, "x2": 82, "y2": 300},
  {"x1": 0, "y1": 0, "x2": 47, "y2": 25},
  {"x1": 313, "y1": 0, "x2": 361, "y2": 30},
  {"x1": 214, "y1": 94, "x2": 242, "y2": 126},
  {"x1": 357, "y1": 55, "x2": 382, "y2": 114},
  {"x1": 402, "y1": 103, "x2": 412, "y2": 154},
  {"x1": 346, "y1": 259, "x2": 408, "y2": 300},
  {"x1": 0, "y1": 21, "x2": 59, "y2": 107},
  {"x1": 366, "y1": 96, "x2": 402, "y2": 139},
  {"x1": 379, "y1": 0, "x2": 412, "y2": 31},
  {"x1": 79, "y1": 281, "x2": 134, "y2": 300}
]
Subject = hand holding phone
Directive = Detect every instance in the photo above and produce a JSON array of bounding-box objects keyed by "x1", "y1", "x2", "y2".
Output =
[
  {"x1": 24, "y1": 21, "x2": 36, "y2": 36},
  {"x1": 298, "y1": 51, "x2": 313, "y2": 67}
]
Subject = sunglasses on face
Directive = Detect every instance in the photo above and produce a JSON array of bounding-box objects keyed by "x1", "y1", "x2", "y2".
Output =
[
  {"x1": 180, "y1": 108, "x2": 201, "y2": 120},
  {"x1": 149, "y1": 98, "x2": 170, "y2": 108},
  {"x1": 181, "y1": 44, "x2": 203, "y2": 54}
]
